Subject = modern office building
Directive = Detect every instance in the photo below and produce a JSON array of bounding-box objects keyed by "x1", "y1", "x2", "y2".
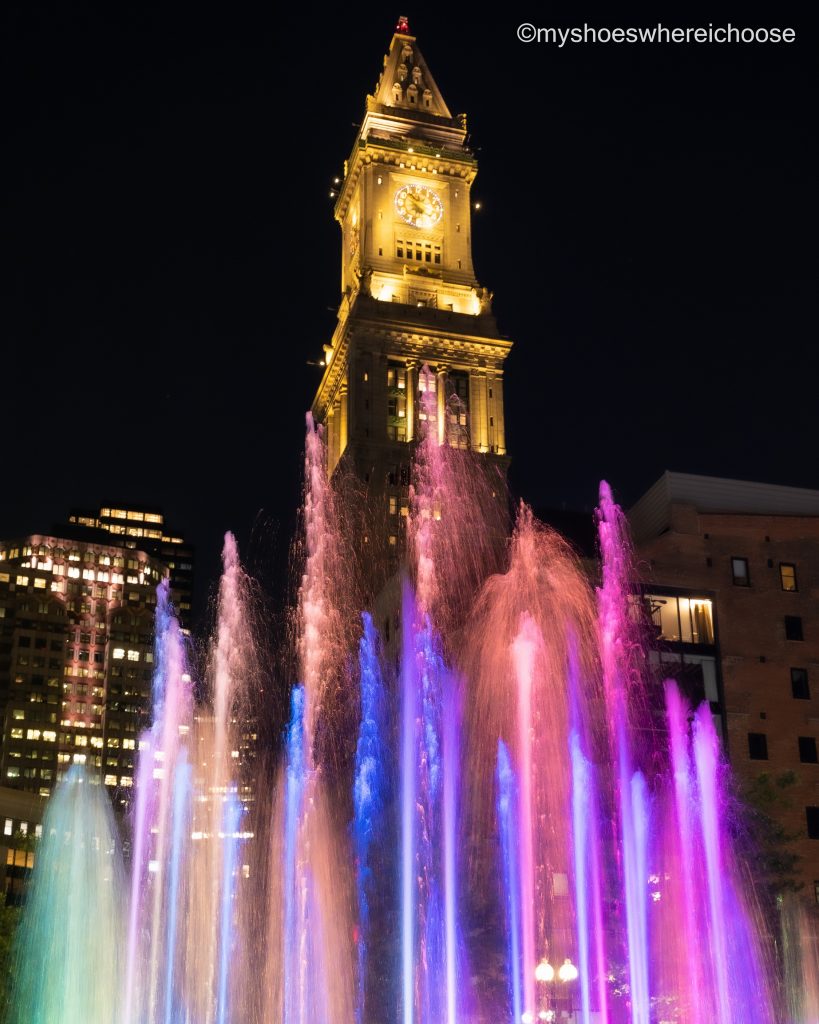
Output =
[
  {"x1": 66, "y1": 503, "x2": 195, "y2": 628},
  {"x1": 0, "y1": 786, "x2": 45, "y2": 903},
  {"x1": 311, "y1": 18, "x2": 511, "y2": 581},
  {"x1": 0, "y1": 534, "x2": 167, "y2": 807},
  {"x1": 630, "y1": 471, "x2": 819, "y2": 894}
]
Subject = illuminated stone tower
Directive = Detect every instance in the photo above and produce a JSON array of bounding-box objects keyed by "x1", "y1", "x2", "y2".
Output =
[{"x1": 312, "y1": 18, "x2": 511, "y2": 573}]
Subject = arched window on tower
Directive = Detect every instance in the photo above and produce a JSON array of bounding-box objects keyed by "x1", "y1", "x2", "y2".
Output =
[
  {"x1": 423, "y1": 89, "x2": 433, "y2": 109},
  {"x1": 397, "y1": 63, "x2": 408, "y2": 82},
  {"x1": 402, "y1": 44, "x2": 413, "y2": 62},
  {"x1": 406, "y1": 84, "x2": 418, "y2": 106},
  {"x1": 392, "y1": 82, "x2": 403, "y2": 104},
  {"x1": 412, "y1": 66, "x2": 423, "y2": 86}
]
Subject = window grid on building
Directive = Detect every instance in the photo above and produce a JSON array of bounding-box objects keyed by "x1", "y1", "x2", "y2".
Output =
[{"x1": 395, "y1": 239, "x2": 441, "y2": 264}]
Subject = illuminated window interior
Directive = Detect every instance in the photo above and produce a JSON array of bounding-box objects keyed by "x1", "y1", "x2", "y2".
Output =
[
  {"x1": 645, "y1": 593, "x2": 714, "y2": 645},
  {"x1": 780, "y1": 563, "x2": 798, "y2": 592}
]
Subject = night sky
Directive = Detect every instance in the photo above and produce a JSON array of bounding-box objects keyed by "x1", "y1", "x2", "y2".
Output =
[{"x1": 3, "y1": 6, "x2": 815, "y2": 624}]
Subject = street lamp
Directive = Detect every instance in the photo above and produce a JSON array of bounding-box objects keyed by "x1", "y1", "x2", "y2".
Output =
[
  {"x1": 558, "y1": 958, "x2": 579, "y2": 983},
  {"x1": 535, "y1": 959, "x2": 554, "y2": 984},
  {"x1": 533, "y1": 956, "x2": 578, "y2": 1022}
]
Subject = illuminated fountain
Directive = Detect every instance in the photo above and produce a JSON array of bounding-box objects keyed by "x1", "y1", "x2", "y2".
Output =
[{"x1": 9, "y1": 379, "x2": 819, "y2": 1023}]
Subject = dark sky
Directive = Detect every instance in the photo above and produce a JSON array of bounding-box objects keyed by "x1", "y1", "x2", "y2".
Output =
[{"x1": 3, "y1": 6, "x2": 815, "y2": 623}]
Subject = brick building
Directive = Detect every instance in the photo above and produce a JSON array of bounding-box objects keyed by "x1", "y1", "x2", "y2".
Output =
[{"x1": 630, "y1": 471, "x2": 819, "y2": 895}]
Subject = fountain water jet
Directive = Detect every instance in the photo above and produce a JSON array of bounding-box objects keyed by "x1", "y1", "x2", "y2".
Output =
[{"x1": 10, "y1": 414, "x2": 819, "y2": 1024}]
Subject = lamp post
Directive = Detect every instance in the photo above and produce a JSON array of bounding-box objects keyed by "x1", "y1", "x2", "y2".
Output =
[{"x1": 530, "y1": 957, "x2": 578, "y2": 1022}]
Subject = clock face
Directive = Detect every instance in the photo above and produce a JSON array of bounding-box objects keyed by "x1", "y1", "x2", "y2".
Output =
[{"x1": 394, "y1": 184, "x2": 443, "y2": 229}]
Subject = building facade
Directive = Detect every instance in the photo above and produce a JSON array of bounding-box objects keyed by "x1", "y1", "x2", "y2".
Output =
[
  {"x1": 630, "y1": 471, "x2": 819, "y2": 895},
  {"x1": 0, "y1": 786, "x2": 45, "y2": 903},
  {"x1": 312, "y1": 19, "x2": 511, "y2": 576},
  {"x1": 67, "y1": 503, "x2": 195, "y2": 629},
  {"x1": 0, "y1": 535, "x2": 167, "y2": 807}
]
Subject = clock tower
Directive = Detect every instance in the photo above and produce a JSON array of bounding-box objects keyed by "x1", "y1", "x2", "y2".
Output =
[{"x1": 312, "y1": 19, "x2": 511, "y2": 582}]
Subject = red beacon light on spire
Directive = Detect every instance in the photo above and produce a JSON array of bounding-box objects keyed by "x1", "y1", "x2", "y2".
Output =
[{"x1": 396, "y1": 15, "x2": 410, "y2": 33}]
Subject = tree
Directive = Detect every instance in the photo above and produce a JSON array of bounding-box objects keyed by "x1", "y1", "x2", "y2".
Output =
[
  {"x1": 0, "y1": 903, "x2": 21, "y2": 1020},
  {"x1": 738, "y1": 770, "x2": 803, "y2": 901}
]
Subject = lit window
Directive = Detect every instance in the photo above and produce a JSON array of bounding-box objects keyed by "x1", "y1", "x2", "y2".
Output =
[
  {"x1": 72, "y1": 753, "x2": 86, "y2": 765},
  {"x1": 123, "y1": 739, "x2": 136, "y2": 750},
  {"x1": 3, "y1": 820, "x2": 11, "y2": 837},
  {"x1": 10, "y1": 728, "x2": 22, "y2": 739},
  {"x1": 91, "y1": 736, "x2": 104, "y2": 748},
  {"x1": 120, "y1": 776, "x2": 133, "y2": 787},
  {"x1": 104, "y1": 774, "x2": 117, "y2": 786},
  {"x1": 74, "y1": 735, "x2": 88, "y2": 747},
  {"x1": 42, "y1": 731, "x2": 56, "y2": 742},
  {"x1": 16, "y1": 576, "x2": 29, "y2": 587},
  {"x1": 127, "y1": 650, "x2": 140, "y2": 662},
  {"x1": 67, "y1": 567, "x2": 80, "y2": 579},
  {"x1": 12, "y1": 710, "x2": 24, "y2": 721},
  {"x1": 25, "y1": 729, "x2": 40, "y2": 741},
  {"x1": 113, "y1": 648, "x2": 125, "y2": 660},
  {"x1": 19, "y1": 822, "x2": 27, "y2": 837},
  {"x1": 33, "y1": 578, "x2": 46, "y2": 590},
  {"x1": 389, "y1": 496, "x2": 398, "y2": 515},
  {"x1": 780, "y1": 563, "x2": 798, "y2": 592},
  {"x1": 6, "y1": 769, "x2": 19, "y2": 779},
  {"x1": 645, "y1": 593, "x2": 715, "y2": 645},
  {"x1": 731, "y1": 557, "x2": 750, "y2": 586},
  {"x1": 35, "y1": 825, "x2": 42, "y2": 838}
]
